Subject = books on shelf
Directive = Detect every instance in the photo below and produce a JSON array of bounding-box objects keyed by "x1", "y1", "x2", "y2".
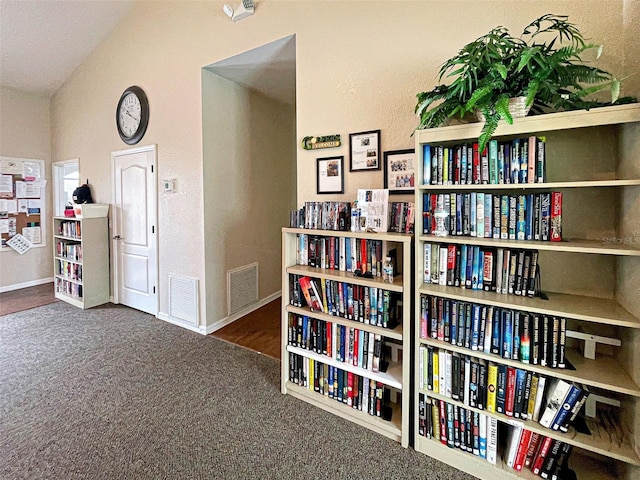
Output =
[
  {"x1": 422, "y1": 191, "x2": 561, "y2": 242},
  {"x1": 419, "y1": 295, "x2": 567, "y2": 368},
  {"x1": 288, "y1": 352, "x2": 393, "y2": 420},
  {"x1": 418, "y1": 394, "x2": 577, "y2": 478},
  {"x1": 291, "y1": 274, "x2": 399, "y2": 328},
  {"x1": 422, "y1": 136, "x2": 546, "y2": 187},
  {"x1": 287, "y1": 313, "x2": 390, "y2": 374},
  {"x1": 290, "y1": 200, "x2": 415, "y2": 234},
  {"x1": 422, "y1": 244, "x2": 540, "y2": 298}
]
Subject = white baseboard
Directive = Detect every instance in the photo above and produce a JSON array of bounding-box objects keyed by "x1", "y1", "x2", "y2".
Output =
[
  {"x1": 157, "y1": 312, "x2": 206, "y2": 335},
  {"x1": 0, "y1": 277, "x2": 54, "y2": 293},
  {"x1": 205, "y1": 291, "x2": 281, "y2": 335}
]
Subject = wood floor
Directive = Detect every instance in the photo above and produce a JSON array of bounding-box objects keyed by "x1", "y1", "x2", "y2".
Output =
[
  {"x1": 0, "y1": 282, "x2": 281, "y2": 360},
  {"x1": 211, "y1": 298, "x2": 281, "y2": 360},
  {"x1": 0, "y1": 282, "x2": 59, "y2": 316}
]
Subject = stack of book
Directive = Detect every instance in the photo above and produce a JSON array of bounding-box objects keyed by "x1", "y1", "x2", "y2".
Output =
[
  {"x1": 291, "y1": 275, "x2": 399, "y2": 328},
  {"x1": 388, "y1": 201, "x2": 415, "y2": 234},
  {"x1": 288, "y1": 353, "x2": 391, "y2": 420},
  {"x1": 297, "y1": 234, "x2": 385, "y2": 276},
  {"x1": 424, "y1": 243, "x2": 540, "y2": 297},
  {"x1": 423, "y1": 137, "x2": 546, "y2": 186},
  {"x1": 418, "y1": 395, "x2": 576, "y2": 478},
  {"x1": 287, "y1": 313, "x2": 386, "y2": 373},
  {"x1": 420, "y1": 295, "x2": 567, "y2": 368},
  {"x1": 423, "y1": 191, "x2": 562, "y2": 242},
  {"x1": 290, "y1": 201, "x2": 352, "y2": 230}
]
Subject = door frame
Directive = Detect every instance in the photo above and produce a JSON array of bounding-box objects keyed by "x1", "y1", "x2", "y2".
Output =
[{"x1": 110, "y1": 144, "x2": 158, "y2": 313}]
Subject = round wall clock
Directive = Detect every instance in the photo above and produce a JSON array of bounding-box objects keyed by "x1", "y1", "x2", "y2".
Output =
[{"x1": 116, "y1": 85, "x2": 149, "y2": 145}]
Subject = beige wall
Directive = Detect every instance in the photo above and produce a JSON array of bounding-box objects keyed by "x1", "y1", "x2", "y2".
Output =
[
  {"x1": 48, "y1": 1, "x2": 638, "y2": 326},
  {"x1": 202, "y1": 70, "x2": 296, "y2": 326},
  {"x1": 0, "y1": 86, "x2": 52, "y2": 290}
]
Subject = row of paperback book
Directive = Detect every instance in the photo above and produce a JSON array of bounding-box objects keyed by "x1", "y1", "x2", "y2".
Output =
[
  {"x1": 422, "y1": 136, "x2": 546, "y2": 186},
  {"x1": 418, "y1": 396, "x2": 575, "y2": 478},
  {"x1": 287, "y1": 313, "x2": 387, "y2": 374},
  {"x1": 289, "y1": 201, "x2": 415, "y2": 233},
  {"x1": 57, "y1": 220, "x2": 82, "y2": 238},
  {"x1": 290, "y1": 274, "x2": 399, "y2": 328},
  {"x1": 420, "y1": 295, "x2": 567, "y2": 368},
  {"x1": 296, "y1": 234, "x2": 386, "y2": 276},
  {"x1": 288, "y1": 352, "x2": 393, "y2": 420},
  {"x1": 56, "y1": 241, "x2": 83, "y2": 261},
  {"x1": 290, "y1": 201, "x2": 352, "y2": 231},
  {"x1": 54, "y1": 277, "x2": 83, "y2": 298},
  {"x1": 424, "y1": 243, "x2": 540, "y2": 297},
  {"x1": 419, "y1": 345, "x2": 590, "y2": 431},
  {"x1": 422, "y1": 191, "x2": 562, "y2": 242},
  {"x1": 55, "y1": 260, "x2": 83, "y2": 282},
  {"x1": 388, "y1": 201, "x2": 415, "y2": 234}
]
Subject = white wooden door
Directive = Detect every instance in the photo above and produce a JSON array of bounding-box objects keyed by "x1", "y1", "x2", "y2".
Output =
[{"x1": 111, "y1": 145, "x2": 158, "y2": 315}]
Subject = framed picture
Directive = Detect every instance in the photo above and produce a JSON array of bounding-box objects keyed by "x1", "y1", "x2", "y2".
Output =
[
  {"x1": 316, "y1": 155, "x2": 344, "y2": 194},
  {"x1": 349, "y1": 130, "x2": 381, "y2": 171},
  {"x1": 383, "y1": 149, "x2": 416, "y2": 194}
]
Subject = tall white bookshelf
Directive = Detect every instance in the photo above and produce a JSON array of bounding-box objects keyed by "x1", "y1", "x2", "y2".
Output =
[
  {"x1": 53, "y1": 216, "x2": 109, "y2": 309},
  {"x1": 281, "y1": 227, "x2": 412, "y2": 447},
  {"x1": 413, "y1": 104, "x2": 640, "y2": 480}
]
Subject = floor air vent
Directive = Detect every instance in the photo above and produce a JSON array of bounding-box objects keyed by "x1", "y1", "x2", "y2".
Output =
[
  {"x1": 169, "y1": 274, "x2": 199, "y2": 326},
  {"x1": 227, "y1": 262, "x2": 258, "y2": 316}
]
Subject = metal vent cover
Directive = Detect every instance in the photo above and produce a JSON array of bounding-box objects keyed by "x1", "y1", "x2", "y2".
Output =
[
  {"x1": 227, "y1": 262, "x2": 259, "y2": 316},
  {"x1": 168, "y1": 274, "x2": 199, "y2": 325}
]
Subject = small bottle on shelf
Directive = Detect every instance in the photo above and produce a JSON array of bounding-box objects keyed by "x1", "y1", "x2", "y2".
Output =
[
  {"x1": 383, "y1": 256, "x2": 394, "y2": 283},
  {"x1": 351, "y1": 201, "x2": 361, "y2": 232}
]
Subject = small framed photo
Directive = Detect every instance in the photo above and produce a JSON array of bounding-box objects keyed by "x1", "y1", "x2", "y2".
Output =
[
  {"x1": 316, "y1": 155, "x2": 344, "y2": 194},
  {"x1": 384, "y1": 149, "x2": 416, "y2": 194},
  {"x1": 349, "y1": 130, "x2": 381, "y2": 171}
]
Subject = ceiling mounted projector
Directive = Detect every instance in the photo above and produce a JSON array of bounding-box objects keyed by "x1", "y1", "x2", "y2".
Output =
[{"x1": 223, "y1": 0, "x2": 255, "y2": 22}]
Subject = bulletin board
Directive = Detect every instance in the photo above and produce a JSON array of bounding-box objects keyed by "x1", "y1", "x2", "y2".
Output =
[{"x1": 0, "y1": 156, "x2": 46, "y2": 252}]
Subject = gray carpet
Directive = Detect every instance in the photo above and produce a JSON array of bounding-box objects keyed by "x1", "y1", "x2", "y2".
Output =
[{"x1": 1, "y1": 302, "x2": 475, "y2": 480}]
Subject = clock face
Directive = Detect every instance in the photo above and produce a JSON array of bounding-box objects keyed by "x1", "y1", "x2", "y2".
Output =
[{"x1": 116, "y1": 86, "x2": 149, "y2": 145}]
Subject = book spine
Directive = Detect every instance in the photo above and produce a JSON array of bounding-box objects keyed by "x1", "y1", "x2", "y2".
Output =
[{"x1": 550, "y1": 191, "x2": 562, "y2": 242}]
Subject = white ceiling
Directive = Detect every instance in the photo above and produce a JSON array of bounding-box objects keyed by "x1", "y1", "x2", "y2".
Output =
[
  {"x1": 0, "y1": 0, "x2": 296, "y2": 104},
  {"x1": 0, "y1": 0, "x2": 135, "y2": 97}
]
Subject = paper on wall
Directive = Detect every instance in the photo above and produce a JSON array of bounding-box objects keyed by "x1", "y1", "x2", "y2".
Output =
[
  {"x1": 0, "y1": 199, "x2": 18, "y2": 214},
  {"x1": 0, "y1": 174, "x2": 12, "y2": 194},
  {"x1": 22, "y1": 226, "x2": 41, "y2": 244}
]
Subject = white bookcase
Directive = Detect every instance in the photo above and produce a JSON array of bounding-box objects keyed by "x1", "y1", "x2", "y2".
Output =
[
  {"x1": 53, "y1": 216, "x2": 110, "y2": 309},
  {"x1": 281, "y1": 227, "x2": 412, "y2": 447},
  {"x1": 413, "y1": 104, "x2": 640, "y2": 480}
]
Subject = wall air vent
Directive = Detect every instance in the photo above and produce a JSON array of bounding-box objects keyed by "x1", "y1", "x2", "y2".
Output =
[
  {"x1": 168, "y1": 274, "x2": 199, "y2": 326},
  {"x1": 227, "y1": 262, "x2": 259, "y2": 316}
]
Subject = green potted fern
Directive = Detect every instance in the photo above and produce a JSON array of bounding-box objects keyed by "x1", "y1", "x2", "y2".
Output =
[{"x1": 415, "y1": 14, "x2": 634, "y2": 151}]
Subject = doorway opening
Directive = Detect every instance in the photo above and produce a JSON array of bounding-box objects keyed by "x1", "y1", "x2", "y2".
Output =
[{"x1": 202, "y1": 35, "x2": 297, "y2": 359}]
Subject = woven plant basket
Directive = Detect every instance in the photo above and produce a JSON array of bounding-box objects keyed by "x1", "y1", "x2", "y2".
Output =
[{"x1": 475, "y1": 96, "x2": 531, "y2": 122}]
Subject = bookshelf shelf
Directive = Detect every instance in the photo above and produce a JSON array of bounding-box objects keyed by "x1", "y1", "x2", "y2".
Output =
[
  {"x1": 286, "y1": 345, "x2": 403, "y2": 389},
  {"x1": 54, "y1": 255, "x2": 82, "y2": 265},
  {"x1": 285, "y1": 382, "x2": 403, "y2": 442},
  {"x1": 285, "y1": 304, "x2": 404, "y2": 341},
  {"x1": 423, "y1": 388, "x2": 640, "y2": 465},
  {"x1": 419, "y1": 235, "x2": 640, "y2": 256},
  {"x1": 420, "y1": 337, "x2": 640, "y2": 397},
  {"x1": 415, "y1": 436, "x2": 619, "y2": 480},
  {"x1": 53, "y1": 216, "x2": 109, "y2": 310},
  {"x1": 282, "y1": 228, "x2": 412, "y2": 447},
  {"x1": 418, "y1": 178, "x2": 640, "y2": 191},
  {"x1": 414, "y1": 104, "x2": 640, "y2": 479},
  {"x1": 418, "y1": 283, "x2": 640, "y2": 329},
  {"x1": 286, "y1": 264, "x2": 404, "y2": 292}
]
